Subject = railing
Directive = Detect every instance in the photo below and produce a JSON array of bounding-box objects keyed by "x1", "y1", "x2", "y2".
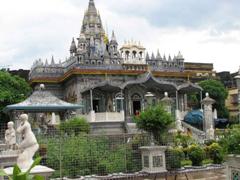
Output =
[
  {"x1": 80, "y1": 112, "x2": 125, "y2": 122},
  {"x1": 181, "y1": 121, "x2": 206, "y2": 143}
]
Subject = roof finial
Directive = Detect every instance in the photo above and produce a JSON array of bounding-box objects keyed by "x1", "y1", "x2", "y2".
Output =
[
  {"x1": 111, "y1": 30, "x2": 116, "y2": 41},
  {"x1": 51, "y1": 55, "x2": 55, "y2": 65}
]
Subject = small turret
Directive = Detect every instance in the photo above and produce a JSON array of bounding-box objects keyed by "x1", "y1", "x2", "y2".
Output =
[
  {"x1": 156, "y1": 49, "x2": 162, "y2": 60},
  {"x1": 146, "y1": 52, "x2": 150, "y2": 61},
  {"x1": 176, "y1": 51, "x2": 183, "y2": 60},
  {"x1": 45, "y1": 59, "x2": 48, "y2": 66},
  {"x1": 77, "y1": 34, "x2": 87, "y2": 54},
  {"x1": 109, "y1": 31, "x2": 118, "y2": 57},
  {"x1": 151, "y1": 52, "x2": 155, "y2": 60},
  {"x1": 51, "y1": 56, "x2": 55, "y2": 65},
  {"x1": 70, "y1": 38, "x2": 77, "y2": 56},
  {"x1": 163, "y1": 54, "x2": 166, "y2": 61},
  {"x1": 168, "y1": 55, "x2": 172, "y2": 61}
]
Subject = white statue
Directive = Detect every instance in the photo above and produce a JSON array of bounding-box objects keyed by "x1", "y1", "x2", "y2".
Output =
[
  {"x1": 16, "y1": 114, "x2": 39, "y2": 169},
  {"x1": 5, "y1": 121, "x2": 16, "y2": 150},
  {"x1": 176, "y1": 119, "x2": 183, "y2": 132},
  {"x1": 207, "y1": 125, "x2": 215, "y2": 140}
]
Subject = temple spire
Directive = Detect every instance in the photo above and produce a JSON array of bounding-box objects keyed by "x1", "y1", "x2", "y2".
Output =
[
  {"x1": 111, "y1": 30, "x2": 116, "y2": 42},
  {"x1": 88, "y1": 0, "x2": 97, "y2": 14}
]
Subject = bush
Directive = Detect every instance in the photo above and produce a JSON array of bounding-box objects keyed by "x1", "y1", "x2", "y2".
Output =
[
  {"x1": 219, "y1": 125, "x2": 240, "y2": 154},
  {"x1": 59, "y1": 117, "x2": 90, "y2": 135},
  {"x1": 205, "y1": 143, "x2": 224, "y2": 164},
  {"x1": 37, "y1": 134, "x2": 144, "y2": 178},
  {"x1": 166, "y1": 147, "x2": 184, "y2": 170},
  {"x1": 134, "y1": 103, "x2": 174, "y2": 140},
  {"x1": 173, "y1": 132, "x2": 195, "y2": 148},
  {"x1": 188, "y1": 144, "x2": 205, "y2": 166}
]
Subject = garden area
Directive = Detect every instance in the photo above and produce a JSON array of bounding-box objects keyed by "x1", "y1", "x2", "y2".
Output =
[{"x1": 33, "y1": 112, "x2": 240, "y2": 179}]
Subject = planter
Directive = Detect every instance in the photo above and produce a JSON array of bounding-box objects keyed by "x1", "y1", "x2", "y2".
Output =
[
  {"x1": 226, "y1": 154, "x2": 240, "y2": 180},
  {"x1": 140, "y1": 146, "x2": 167, "y2": 173}
]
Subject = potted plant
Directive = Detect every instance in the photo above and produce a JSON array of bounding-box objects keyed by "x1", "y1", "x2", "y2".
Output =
[{"x1": 0, "y1": 157, "x2": 43, "y2": 180}]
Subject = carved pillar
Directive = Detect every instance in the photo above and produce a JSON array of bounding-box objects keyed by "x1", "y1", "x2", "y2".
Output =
[
  {"x1": 89, "y1": 89, "x2": 95, "y2": 122},
  {"x1": 120, "y1": 89, "x2": 125, "y2": 121},
  {"x1": 175, "y1": 91, "x2": 183, "y2": 131},
  {"x1": 201, "y1": 93, "x2": 215, "y2": 136},
  {"x1": 184, "y1": 93, "x2": 188, "y2": 111},
  {"x1": 90, "y1": 89, "x2": 93, "y2": 111}
]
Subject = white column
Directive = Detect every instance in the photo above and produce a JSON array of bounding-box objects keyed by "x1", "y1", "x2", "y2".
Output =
[
  {"x1": 90, "y1": 89, "x2": 93, "y2": 111},
  {"x1": 89, "y1": 89, "x2": 95, "y2": 122}
]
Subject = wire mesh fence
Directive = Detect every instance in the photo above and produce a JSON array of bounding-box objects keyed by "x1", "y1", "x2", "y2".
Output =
[
  {"x1": 0, "y1": 121, "x2": 226, "y2": 179},
  {"x1": 36, "y1": 130, "x2": 151, "y2": 178}
]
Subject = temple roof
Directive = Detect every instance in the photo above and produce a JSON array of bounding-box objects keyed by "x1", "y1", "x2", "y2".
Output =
[
  {"x1": 177, "y1": 82, "x2": 203, "y2": 93},
  {"x1": 5, "y1": 86, "x2": 81, "y2": 112}
]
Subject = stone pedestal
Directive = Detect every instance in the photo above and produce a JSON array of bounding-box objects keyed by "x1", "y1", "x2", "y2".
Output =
[
  {"x1": 4, "y1": 165, "x2": 54, "y2": 180},
  {"x1": 140, "y1": 146, "x2": 167, "y2": 173},
  {"x1": 225, "y1": 154, "x2": 240, "y2": 180},
  {"x1": 0, "y1": 152, "x2": 18, "y2": 180}
]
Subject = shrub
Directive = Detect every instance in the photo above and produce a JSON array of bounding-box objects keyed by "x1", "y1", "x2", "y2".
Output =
[
  {"x1": 134, "y1": 104, "x2": 174, "y2": 141},
  {"x1": 37, "y1": 134, "x2": 144, "y2": 178},
  {"x1": 188, "y1": 144, "x2": 205, "y2": 166},
  {"x1": 166, "y1": 147, "x2": 184, "y2": 170},
  {"x1": 59, "y1": 117, "x2": 90, "y2": 135},
  {"x1": 174, "y1": 132, "x2": 195, "y2": 148},
  {"x1": 219, "y1": 125, "x2": 240, "y2": 154},
  {"x1": 205, "y1": 143, "x2": 224, "y2": 164}
]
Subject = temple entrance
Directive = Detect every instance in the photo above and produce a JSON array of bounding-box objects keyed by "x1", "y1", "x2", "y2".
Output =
[
  {"x1": 133, "y1": 100, "x2": 141, "y2": 115},
  {"x1": 132, "y1": 93, "x2": 142, "y2": 115},
  {"x1": 93, "y1": 99, "x2": 100, "y2": 112}
]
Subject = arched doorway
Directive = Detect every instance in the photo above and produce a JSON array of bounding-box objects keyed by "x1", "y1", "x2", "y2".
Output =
[{"x1": 131, "y1": 93, "x2": 142, "y2": 115}]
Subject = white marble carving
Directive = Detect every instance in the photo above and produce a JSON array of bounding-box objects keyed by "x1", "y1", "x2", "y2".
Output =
[
  {"x1": 5, "y1": 121, "x2": 16, "y2": 150},
  {"x1": 16, "y1": 114, "x2": 39, "y2": 169}
]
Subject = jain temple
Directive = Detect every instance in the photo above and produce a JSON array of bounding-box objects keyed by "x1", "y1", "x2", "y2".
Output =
[{"x1": 26, "y1": 0, "x2": 216, "y2": 134}]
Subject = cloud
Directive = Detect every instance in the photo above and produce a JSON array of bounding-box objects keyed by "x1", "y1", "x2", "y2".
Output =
[{"x1": 0, "y1": 0, "x2": 240, "y2": 72}]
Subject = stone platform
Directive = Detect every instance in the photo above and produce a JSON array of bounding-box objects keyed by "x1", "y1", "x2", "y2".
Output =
[{"x1": 4, "y1": 165, "x2": 54, "y2": 180}]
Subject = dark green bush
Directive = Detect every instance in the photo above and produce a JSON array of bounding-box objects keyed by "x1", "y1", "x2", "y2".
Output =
[
  {"x1": 166, "y1": 147, "x2": 184, "y2": 170},
  {"x1": 134, "y1": 104, "x2": 174, "y2": 140},
  {"x1": 59, "y1": 117, "x2": 90, "y2": 135},
  {"x1": 37, "y1": 134, "x2": 144, "y2": 178},
  {"x1": 205, "y1": 143, "x2": 224, "y2": 164},
  {"x1": 188, "y1": 144, "x2": 205, "y2": 166}
]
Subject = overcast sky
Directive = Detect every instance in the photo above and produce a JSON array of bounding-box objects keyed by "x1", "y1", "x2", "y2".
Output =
[{"x1": 0, "y1": 0, "x2": 240, "y2": 72}]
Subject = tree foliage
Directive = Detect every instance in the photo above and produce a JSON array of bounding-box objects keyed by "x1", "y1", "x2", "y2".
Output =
[
  {"x1": 59, "y1": 116, "x2": 90, "y2": 135},
  {"x1": 0, "y1": 70, "x2": 31, "y2": 122},
  {"x1": 198, "y1": 79, "x2": 229, "y2": 118},
  {"x1": 134, "y1": 104, "x2": 174, "y2": 139}
]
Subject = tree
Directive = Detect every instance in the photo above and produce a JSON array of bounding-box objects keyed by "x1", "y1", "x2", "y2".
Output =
[
  {"x1": 199, "y1": 79, "x2": 229, "y2": 118},
  {"x1": 134, "y1": 104, "x2": 174, "y2": 141},
  {"x1": 0, "y1": 70, "x2": 31, "y2": 123}
]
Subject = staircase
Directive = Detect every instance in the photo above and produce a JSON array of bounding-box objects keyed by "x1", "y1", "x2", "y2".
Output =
[{"x1": 181, "y1": 121, "x2": 206, "y2": 143}]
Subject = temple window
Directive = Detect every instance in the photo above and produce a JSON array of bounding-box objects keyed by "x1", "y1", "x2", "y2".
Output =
[
  {"x1": 125, "y1": 51, "x2": 130, "y2": 60},
  {"x1": 133, "y1": 51, "x2": 137, "y2": 58}
]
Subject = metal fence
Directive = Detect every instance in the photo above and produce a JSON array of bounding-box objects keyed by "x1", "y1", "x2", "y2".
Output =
[
  {"x1": 0, "y1": 122, "x2": 225, "y2": 179},
  {"x1": 35, "y1": 130, "x2": 152, "y2": 178}
]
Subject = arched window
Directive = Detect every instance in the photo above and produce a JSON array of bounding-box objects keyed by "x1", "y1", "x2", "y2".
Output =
[
  {"x1": 125, "y1": 51, "x2": 130, "y2": 59},
  {"x1": 132, "y1": 51, "x2": 137, "y2": 58}
]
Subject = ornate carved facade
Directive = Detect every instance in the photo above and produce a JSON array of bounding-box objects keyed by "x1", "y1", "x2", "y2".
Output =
[{"x1": 29, "y1": 0, "x2": 216, "y2": 129}]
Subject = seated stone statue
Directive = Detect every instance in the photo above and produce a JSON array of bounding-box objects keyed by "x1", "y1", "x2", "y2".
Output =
[
  {"x1": 5, "y1": 121, "x2": 16, "y2": 150},
  {"x1": 16, "y1": 114, "x2": 39, "y2": 169}
]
